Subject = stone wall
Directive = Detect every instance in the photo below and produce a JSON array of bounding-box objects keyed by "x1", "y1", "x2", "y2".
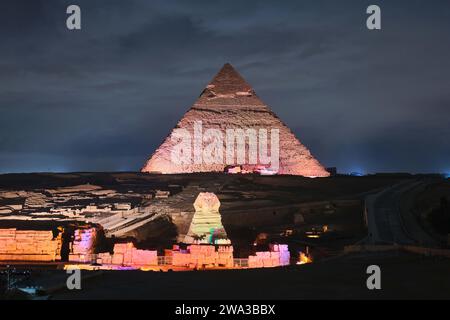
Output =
[
  {"x1": 0, "y1": 228, "x2": 61, "y2": 261},
  {"x1": 68, "y1": 228, "x2": 97, "y2": 263},
  {"x1": 172, "y1": 244, "x2": 234, "y2": 268},
  {"x1": 97, "y1": 243, "x2": 158, "y2": 267},
  {"x1": 248, "y1": 244, "x2": 290, "y2": 268}
]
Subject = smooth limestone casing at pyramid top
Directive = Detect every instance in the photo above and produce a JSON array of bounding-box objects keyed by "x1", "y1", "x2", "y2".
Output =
[{"x1": 141, "y1": 63, "x2": 329, "y2": 177}]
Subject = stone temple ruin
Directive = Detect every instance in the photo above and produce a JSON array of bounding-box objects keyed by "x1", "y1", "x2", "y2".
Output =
[
  {"x1": 0, "y1": 188, "x2": 293, "y2": 270},
  {"x1": 0, "y1": 228, "x2": 62, "y2": 261},
  {"x1": 141, "y1": 63, "x2": 329, "y2": 177}
]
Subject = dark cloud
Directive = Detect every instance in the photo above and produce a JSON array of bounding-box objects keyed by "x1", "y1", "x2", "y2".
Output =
[{"x1": 0, "y1": 0, "x2": 449, "y2": 174}]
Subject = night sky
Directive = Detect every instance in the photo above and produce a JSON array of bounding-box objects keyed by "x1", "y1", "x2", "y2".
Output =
[{"x1": 0, "y1": 0, "x2": 449, "y2": 174}]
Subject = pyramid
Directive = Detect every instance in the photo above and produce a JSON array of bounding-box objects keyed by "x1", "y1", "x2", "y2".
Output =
[{"x1": 142, "y1": 63, "x2": 329, "y2": 177}]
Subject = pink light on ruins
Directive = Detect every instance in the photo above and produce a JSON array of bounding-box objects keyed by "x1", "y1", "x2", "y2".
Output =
[{"x1": 69, "y1": 228, "x2": 97, "y2": 263}]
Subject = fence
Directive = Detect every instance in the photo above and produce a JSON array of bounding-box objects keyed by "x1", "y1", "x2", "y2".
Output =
[
  {"x1": 158, "y1": 256, "x2": 173, "y2": 266},
  {"x1": 233, "y1": 258, "x2": 249, "y2": 268}
]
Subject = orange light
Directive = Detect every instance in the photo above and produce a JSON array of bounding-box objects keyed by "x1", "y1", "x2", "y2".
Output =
[{"x1": 297, "y1": 252, "x2": 312, "y2": 265}]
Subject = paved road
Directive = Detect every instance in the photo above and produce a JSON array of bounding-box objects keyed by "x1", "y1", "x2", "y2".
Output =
[{"x1": 365, "y1": 180, "x2": 436, "y2": 246}]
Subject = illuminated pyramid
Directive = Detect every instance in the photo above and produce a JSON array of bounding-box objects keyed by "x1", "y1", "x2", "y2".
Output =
[{"x1": 142, "y1": 63, "x2": 329, "y2": 177}]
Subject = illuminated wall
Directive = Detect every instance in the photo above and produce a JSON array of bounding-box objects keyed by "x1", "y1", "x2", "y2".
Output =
[
  {"x1": 97, "y1": 242, "x2": 158, "y2": 267},
  {"x1": 172, "y1": 244, "x2": 234, "y2": 268},
  {"x1": 0, "y1": 228, "x2": 61, "y2": 261},
  {"x1": 248, "y1": 244, "x2": 290, "y2": 268},
  {"x1": 68, "y1": 227, "x2": 97, "y2": 263}
]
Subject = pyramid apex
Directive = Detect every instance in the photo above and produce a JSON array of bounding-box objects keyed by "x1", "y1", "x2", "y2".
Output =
[
  {"x1": 201, "y1": 63, "x2": 253, "y2": 96},
  {"x1": 215, "y1": 62, "x2": 242, "y2": 79},
  {"x1": 221, "y1": 62, "x2": 234, "y2": 69}
]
